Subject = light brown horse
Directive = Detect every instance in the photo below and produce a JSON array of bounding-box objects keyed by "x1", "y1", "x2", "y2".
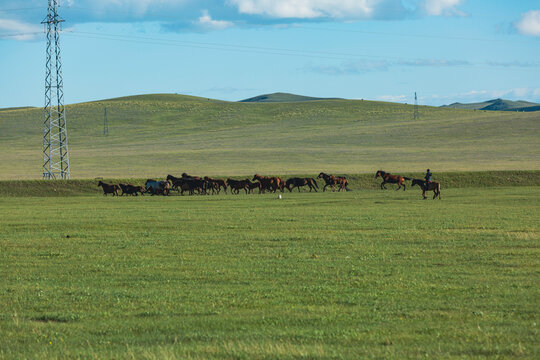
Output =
[
  {"x1": 274, "y1": 177, "x2": 285, "y2": 193},
  {"x1": 375, "y1": 170, "x2": 410, "y2": 191},
  {"x1": 411, "y1": 178, "x2": 441, "y2": 199}
]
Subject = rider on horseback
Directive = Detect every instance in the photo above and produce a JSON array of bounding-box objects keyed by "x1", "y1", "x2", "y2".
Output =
[{"x1": 424, "y1": 169, "x2": 432, "y2": 189}]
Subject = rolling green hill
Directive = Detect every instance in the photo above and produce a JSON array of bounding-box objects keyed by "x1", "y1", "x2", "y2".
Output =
[
  {"x1": 240, "y1": 92, "x2": 338, "y2": 103},
  {"x1": 0, "y1": 93, "x2": 539, "y2": 179},
  {"x1": 442, "y1": 98, "x2": 540, "y2": 111}
]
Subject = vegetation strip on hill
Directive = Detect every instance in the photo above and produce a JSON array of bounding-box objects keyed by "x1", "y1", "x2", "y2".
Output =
[{"x1": 1, "y1": 171, "x2": 538, "y2": 197}]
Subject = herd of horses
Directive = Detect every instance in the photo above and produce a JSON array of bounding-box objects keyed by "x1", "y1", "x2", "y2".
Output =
[
  {"x1": 97, "y1": 170, "x2": 440, "y2": 199},
  {"x1": 97, "y1": 172, "x2": 349, "y2": 197}
]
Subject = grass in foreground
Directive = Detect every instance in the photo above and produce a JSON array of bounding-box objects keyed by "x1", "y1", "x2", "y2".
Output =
[{"x1": 0, "y1": 187, "x2": 539, "y2": 359}]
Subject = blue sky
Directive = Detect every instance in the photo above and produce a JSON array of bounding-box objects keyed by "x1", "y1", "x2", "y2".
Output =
[{"x1": 1, "y1": 0, "x2": 540, "y2": 107}]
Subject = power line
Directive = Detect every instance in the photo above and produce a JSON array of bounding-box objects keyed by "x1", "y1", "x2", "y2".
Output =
[
  {"x1": 297, "y1": 25, "x2": 528, "y2": 44},
  {"x1": 0, "y1": 32, "x2": 43, "y2": 38},
  {"x1": 0, "y1": 7, "x2": 42, "y2": 12},
  {"x1": 60, "y1": 30, "x2": 538, "y2": 70}
]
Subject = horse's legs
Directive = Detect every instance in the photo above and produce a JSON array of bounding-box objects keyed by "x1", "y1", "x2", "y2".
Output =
[
  {"x1": 380, "y1": 181, "x2": 386, "y2": 190},
  {"x1": 422, "y1": 190, "x2": 427, "y2": 199},
  {"x1": 403, "y1": 183, "x2": 406, "y2": 191}
]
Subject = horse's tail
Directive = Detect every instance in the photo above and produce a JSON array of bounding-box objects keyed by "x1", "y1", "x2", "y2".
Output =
[
  {"x1": 403, "y1": 176, "x2": 412, "y2": 181},
  {"x1": 437, "y1": 183, "x2": 441, "y2": 199}
]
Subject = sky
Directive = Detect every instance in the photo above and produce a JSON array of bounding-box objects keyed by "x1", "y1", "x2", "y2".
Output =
[{"x1": 1, "y1": 0, "x2": 540, "y2": 107}]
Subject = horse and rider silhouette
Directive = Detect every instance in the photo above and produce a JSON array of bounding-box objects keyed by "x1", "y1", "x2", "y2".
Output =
[{"x1": 376, "y1": 169, "x2": 441, "y2": 199}]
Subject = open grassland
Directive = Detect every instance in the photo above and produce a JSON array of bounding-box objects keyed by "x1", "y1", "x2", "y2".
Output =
[
  {"x1": 1, "y1": 187, "x2": 539, "y2": 359},
  {"x1": 1, "y1": 94, "x2": 539, "y2": 179}
]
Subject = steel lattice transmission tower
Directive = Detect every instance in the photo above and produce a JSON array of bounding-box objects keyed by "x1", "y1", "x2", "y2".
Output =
[
  {"x1": 413, "y1": 92, "x2": 419, "y2": 120},
  {"x1": 42, "y1": 0, "x2": 70, "y2": 179}
]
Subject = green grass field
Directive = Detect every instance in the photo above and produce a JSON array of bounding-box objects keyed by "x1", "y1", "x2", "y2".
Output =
[
  {"x1": 1, "y1": 187, "x2": 539, "y2": 359},
  {"x1": 1, "y1": 94, "x2": 539, "y2": 179},
  {"x1": 1, "y1": 94, "x2": 538, "y2": 358}
]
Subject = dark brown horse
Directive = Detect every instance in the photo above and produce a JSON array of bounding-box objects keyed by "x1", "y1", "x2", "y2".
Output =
[
  {"x1": 98, "y1": 181, "x2": 120, "y2": 196},
  {"x1": 203, "y1": 176, "x2": 220, "y2": 194},
  {"x1": 375, "y1": 170, "x2": 410, "y2": 191},
  {"x1": 182, "y1": 173, "x2": 201, "y2": 180},
  {"x1": 227, "y1": 178, "x2": 249, "y2": 194},
  {"x1": 252, "y1": 174, "x2": 275, "y2": 193},
  {"x1": 246, "y1": 180, "x2": 262, "y2": 194},
  {"x1": 411, "y1": 178, "x2": 441, "y2": 199},
  {"x1": 168, "y1": 175, "x2": 206, "y2": 195},
  {"x1": 286, "y1": 177, "x2": 318, "y2": 192},
  {"x1": 119, "y1": 183, "x2": 145, "y2": 196},
  {"x1": 214, "y1": 179, "x2": 228, "y2": 194},
  {"x1": 317, "y1": 172, "x2": 348, "y2": 192}
]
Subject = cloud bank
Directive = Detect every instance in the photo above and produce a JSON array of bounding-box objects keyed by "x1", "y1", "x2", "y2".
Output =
[
  {"x1": 515, "y1": 10, "x2": 540, "y2": 37},
  {"x1": 422, "y1": 0, "x2": 466, "y2": 16},
  {"x1": 228, "y1": 0, "x2": 405, "y2": 19},
  {"x1": 0, "y1": 0, "x2": 470, "y2": 39}
]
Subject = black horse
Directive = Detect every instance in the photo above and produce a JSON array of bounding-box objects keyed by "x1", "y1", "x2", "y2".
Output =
[
  {"x1": 285, "y1": 177, "x2": 318, "y2": 192},
  {"x1": 411, "y1": 178, "x2": 441, "y2": 199}
]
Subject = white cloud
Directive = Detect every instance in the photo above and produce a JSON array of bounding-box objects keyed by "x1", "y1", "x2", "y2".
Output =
[
  {"x1": 92, "y1": 0, "x2": 190, "y2": 17},
  {"x1": 422, "y1": 0, "x2": 465, "y2": 16},
  {"x1": 228, "y1": 0, "x2": 382, "y2": 19},
  {"x1": 0, "y1": 18, "x2": 42, "y2": 40},
  {"x1": 516, "y1": 10, "x2": 540, "y2": 37},
  {"x1": 197, "y1": 10, "x2": 234, "y2": 30},
  {"x1": 376, "y1": 94, "x2": 407, "y2": 103}
]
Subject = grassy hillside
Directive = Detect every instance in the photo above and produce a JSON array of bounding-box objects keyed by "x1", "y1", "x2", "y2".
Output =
[
  {"x1": 240, "y1": 92, "x2": 337, "y2": 103},
  {"x1": 1, "y1": 94, "x2": 539, "y2": 179},
  {"x1": 442, "y1": 98, "x2": 539, "y2": 111}
]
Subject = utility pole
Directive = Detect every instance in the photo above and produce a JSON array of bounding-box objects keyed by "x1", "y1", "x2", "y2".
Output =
[
  {"x1": 414, "y1": 92, "x2": 419, "y2": 120},
  {"x1": 104, "y1": 107, "x2": 109, "y2": 135},
  {"x1": 42, "y1": 0, "x2": 70, "y2": 179}
]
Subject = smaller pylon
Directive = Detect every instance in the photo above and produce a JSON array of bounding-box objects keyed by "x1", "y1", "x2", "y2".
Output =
[
  {"x1": 104, "y1": 107, "x2": 109, "y2": 135},
  {"x1": 414, "y1": 92, "x2": 419, "y2": 120}
]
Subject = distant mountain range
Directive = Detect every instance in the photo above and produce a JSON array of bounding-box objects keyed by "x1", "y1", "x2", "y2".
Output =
[
  {"x1": 441, "y1": 98, "x2": 540, "y2": 112},
  {"x1": 240, "y1": 92, "x2": 340, "y2": 103},
  {"x1": 241, "y1": 94, "x2": 539, "y2": 112}
]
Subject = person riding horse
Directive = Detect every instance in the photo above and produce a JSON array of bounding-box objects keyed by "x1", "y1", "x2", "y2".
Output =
[{"x1": 424, "y1": 169, "x2": 432, "y2": 189}]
